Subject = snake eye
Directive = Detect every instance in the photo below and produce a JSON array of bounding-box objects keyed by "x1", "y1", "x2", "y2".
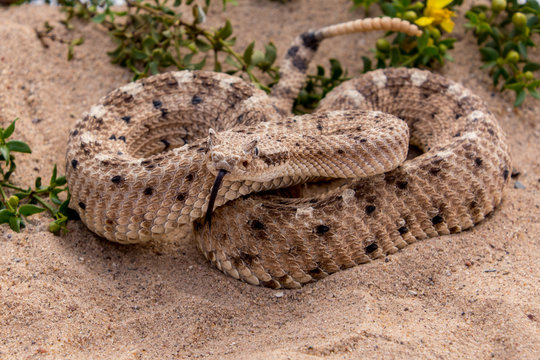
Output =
[{"x1": 254, "y1": 147, "x2": 259, "y2": 156}]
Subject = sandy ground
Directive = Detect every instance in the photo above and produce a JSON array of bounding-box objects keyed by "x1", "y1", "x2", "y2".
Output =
[{"x1": 0, "y1": 1, "x2": 539, "y2": 359}]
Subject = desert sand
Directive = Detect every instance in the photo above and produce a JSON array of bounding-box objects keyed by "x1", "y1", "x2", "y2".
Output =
[{"x1": 0, "y1": 1, "x2": 539, "y2": 359}]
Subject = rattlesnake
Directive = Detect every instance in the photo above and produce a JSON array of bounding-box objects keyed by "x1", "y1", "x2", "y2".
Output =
[{"x1": 66, "y1": 17, "x2": 511, "y2": 289}]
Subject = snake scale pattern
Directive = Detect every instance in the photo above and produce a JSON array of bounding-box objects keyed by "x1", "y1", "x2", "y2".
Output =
[{"x1": 66, "y1": 18, "x2": 511, "y2": 289}]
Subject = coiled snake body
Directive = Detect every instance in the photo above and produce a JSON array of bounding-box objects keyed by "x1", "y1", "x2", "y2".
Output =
[{"x1": 66, "y1": 18, "x2": 511, "y2": 288}]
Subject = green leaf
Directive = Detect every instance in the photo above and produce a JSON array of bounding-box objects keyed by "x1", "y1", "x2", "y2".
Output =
[
  {"x1": 149, "y1": 61, "x2": 159, "y2": 75},
  {"x1": 523, "y1": 62, "x2": 540, "y2": 72},
  {"x1": 35, "y1": 177, "x2": 42, "y2": 189},
  {"x1": 7, "y1": 141, "x2": 31, "y2": 153},
  {"x1": 529, "y1": 89, "x2": 540, "y2": 100},
  {"x1": 264, "y1": 43, "x2": 277, "y2": 65},
  {"x1": 50, "y1": 164, "x2": 57, "y2": 186},
  {"x1": 0, "y1": 145, "x2": 9, "y2": 163},
  {"x1": 9, "y1": 215, "x2": 21, "y2": 232},
  {"x1": 243, "y1": 42, "x2": 255, "y2": 65},
  {"x1": 55, "y1": 176, "x2": 67, "y2": 186},
  {"x1": 217, "y1": 20, "x2": 233, "y2": 40},
  {"x1": 361, "y1": 56, "x2": 372, "y2": 72},
  {"x1": 504, "y1": 83, "x2": 524, "y2": 91},
  {"x1": 423, "y1": 46, "x2": 439, "y2": 57},
  {"x1": 131, "y1": 49, "x2": 148, "y2": 61},
  {"x1": 3, "y1": 119, "x2": 17, "y2": 139},
  {"x1": 18, "y1": 204, "x2": 46, "y2": 217},
  {"x1": 514, "y1": 89, "x2": 526, "y2": 107},
  {"x1": 417, "y1": 33, "x2": 429, "y2": 51},
  {"x1": 479, "y1": 47, "x2": 499, "y2": 61},
  {"x1": 92, "y1": 13, "x2": 106, "y2": 24},
  {"x1": 195, "y1": 39, "x2": 212, "y2": 52},
  {"x1": 0, "y1": 209, "x2": 12, "y2": 224}
]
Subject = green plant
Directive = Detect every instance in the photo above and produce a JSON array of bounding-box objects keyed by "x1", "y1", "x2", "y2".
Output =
[
  {"x1": 35, "y1": 0, "x2": 348, "y2": 111},
  {"x1": 466, "y1": 0, "x2": 540, "y2": 106},
  {"x1": 0, "y1": 119, "x2": 74, "y2": 234},
  {"x1": 47, "y1": 0, "x2": 278, "y2": 90},
  {"x1": 294, "y1": 59, "x2": 349, "y2": 113},
  {"x1": 349, "y1": 0, "x2": 460, "y2": 72}
]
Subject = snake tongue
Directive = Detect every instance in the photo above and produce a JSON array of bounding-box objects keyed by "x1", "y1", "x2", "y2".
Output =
[{"x1": 205, "y1": 169, "x2": 228, "y2": 230}]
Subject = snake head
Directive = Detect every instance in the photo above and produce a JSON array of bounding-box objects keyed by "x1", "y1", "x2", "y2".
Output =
[{"x1": 206, "y1": 128, "x2": 263, "y2": 180}]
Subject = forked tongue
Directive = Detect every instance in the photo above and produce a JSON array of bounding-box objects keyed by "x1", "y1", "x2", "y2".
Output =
[{"x1": 205, "y1": 169, "x2": 228, "y2": 230}]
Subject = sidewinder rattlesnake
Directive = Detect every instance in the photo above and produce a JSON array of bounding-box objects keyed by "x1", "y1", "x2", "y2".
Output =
[{"x1": 66, "y1": 17, "x2": 511, "y2": 289}]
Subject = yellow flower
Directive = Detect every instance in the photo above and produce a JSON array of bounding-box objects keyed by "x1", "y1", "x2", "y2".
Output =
[{"x1": 415, "y1": 0, "x2": 456, "y2": 33}]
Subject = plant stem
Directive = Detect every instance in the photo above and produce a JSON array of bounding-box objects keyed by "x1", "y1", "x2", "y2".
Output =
[{"x1": 31, "y1": 194, "x2": 57, "y2": 216}]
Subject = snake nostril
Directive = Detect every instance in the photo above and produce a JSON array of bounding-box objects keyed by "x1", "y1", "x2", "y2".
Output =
[{"x1": 242, "y1": 161, "x2": 249, "y2": 168}]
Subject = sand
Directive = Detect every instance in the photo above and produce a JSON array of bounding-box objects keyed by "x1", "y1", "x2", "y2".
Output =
[{"x1": 0, "y1": 1, "x2": 539, "y2": 359}]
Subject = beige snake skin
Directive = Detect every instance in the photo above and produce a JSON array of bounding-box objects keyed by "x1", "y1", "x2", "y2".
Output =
[{"x1": 66, "y1": 18, "x2": 511, "y2": 289}]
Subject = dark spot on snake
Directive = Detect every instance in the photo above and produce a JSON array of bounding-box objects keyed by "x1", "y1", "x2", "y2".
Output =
[
  {"x1": 106, "y1": 219, "x2": 113, "y2": 225},
  {"x1": 185, "y1": 173, "x2": 194, "y2": 182},
  {"x1": 488, "y1": 128, "x2": 494, "y2": 136},
  {"x1": 71, "y1": 159, "x2": 78, "y2": 169},
  {"x1": 72, "y1": 130, "x2": 78, "y2": 136},
  {"x1": 365, "y1": 243, "x2": 378, "y2": 254},
  {"x1": 286, "y1": 45, "x2": 299, "y2": 57},
  {"x1": 295, "y1": 143, "x2": 300, "y2": 146},
  {"x1": 193, "y1": 220, "x2": 203, "y2": 232},
  {"x1": 78, "y1": 202, "x2": 86, "y2": 210},
  {"x1": 166, "y1": 77, "x2": 178, "y2": 86},
  {"x1": 365, "y1": 205, "x2": 376, "y2": 215},
  {"x1": 176, "y1": 193, "x2": 186, "y2": 201},
  {"x1": 360, "y1": 138, "x2": 367, "y2": 143},
  {"x1": 239, "y1": 252, "x2": 258, "y2": 265},
  {"x1": 397, "y1": 181, "x2": 408, "y2": 189},
  {"x1": 117, "y1": 152, "x2": 123, "y2": 155},
  {"x1": 191, "y1": 95, "x2": 202, "y2": 105},
  {"x1": 384, "y1": 174, "x2": 395, "y2": 184},
  {"x1": 121, "y1": 116, "x2": 131, "y2": 124},
  {"x1": 160, "y1": 139, "x2": 170, "y2": 150},
  {"x1": 469, "y1": 201, "x2": 478, "y2": 209},
  {"x1": 308, "y1": 267, "x2": 325, "y2": 277},
  {"x1": 292, "y1": 56, "x2": 308, "y2": 71},
  {"x1": 337, "y1": 149, "x2": 344, "y2": 154},
  {"x1": 503, "y1": 168, "x2": 509, "y2": 180},
  {"x1": 123, "y1": 94, "x2": 134, "y2": 103},
  {"x1": 431, "y1": 112, "x2": 438, "y2": 119},
  {"x1": 454, "y1": 131, "x2": 461, "y2": 137},
  {"x1": 152, "y1": 100, "x2": 162, "y2": 108},
  {"x1": 317, "y1": 123, "x2": 323, "y2": 131},
  {"x1": 398, "y1": 226, "x2": 408, "y2": 234},
  {"x1": 315, "y1": 225, "x2": 330, "y2": 235},
  {"x1": 248, "y1": 219, "x2": 265, "y2": 230},
  {"x1": 109, "y1": 134, "x2": 116, "y2": 140},
  {"x1": 431, "y1": 215, "x2": 444, "y2": 225},
  {"x1": 143, "y1": 187, "x2": 153, "y2": 195},
  {"x1": 118, "y1": 136, "x2": 126, "y2": 142},
  {"x1": 475, "y1": 157, "x2": 483, "y2": 167},
  {"x1": 300, "y1": 31, "x2": 321, "y2": 51},
  {"x1": 160, "y1": 108, "x2": 168, "y2": 118},
  {"x1": 309, "y1": 199, "x2": 318, "y2": 204},
  {"x1": 237, "y1": 114, "x2": 244, "y2": 123},
  {"x1": 111, "y1": 175, "x2": 122, "y2": 184},
  {"x1": 430, "y1": 167, "x2": 441, "y2": 176}
]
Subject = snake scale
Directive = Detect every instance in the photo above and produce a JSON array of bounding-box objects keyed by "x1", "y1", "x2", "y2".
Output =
[{"x1": 66, "y1": 17, "x2": 511, "y2": 289}]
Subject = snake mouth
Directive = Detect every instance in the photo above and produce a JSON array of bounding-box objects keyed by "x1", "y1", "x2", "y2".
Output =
[{"x1": 205, "y1": 169, "x2": 228, "y2": 230}]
